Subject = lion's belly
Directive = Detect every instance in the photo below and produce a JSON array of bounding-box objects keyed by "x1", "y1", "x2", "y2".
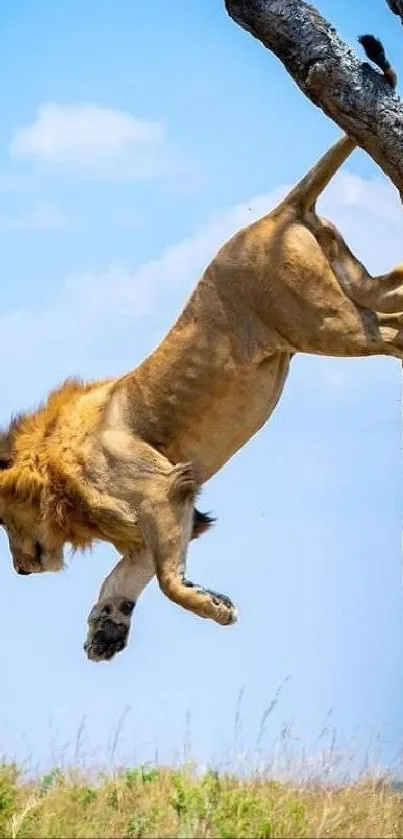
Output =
[{"x1": 164, "y1": 352, "x2": 291, "y2": 481}]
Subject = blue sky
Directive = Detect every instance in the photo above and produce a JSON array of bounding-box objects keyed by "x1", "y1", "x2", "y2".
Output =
[{"x1": 1, "y1": 0, "x2": 403, "y2": 777}]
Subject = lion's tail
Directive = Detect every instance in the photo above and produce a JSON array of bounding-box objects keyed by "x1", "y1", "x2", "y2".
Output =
[
  {"x1": 191, "y1": 508, "x2": 216, "y2": 540},
  {"x1": 358, "y1": 34, "x2": 397, "y2": 89},
  {"x1": 279, "y1": 35, "x2": 397, "y2": 213}
]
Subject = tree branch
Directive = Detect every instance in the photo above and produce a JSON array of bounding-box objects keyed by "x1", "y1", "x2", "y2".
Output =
[
  {"x1": 386, "y1": 0, "x2": 403, "y2": 26},
  {"x1": 224, "y1": 0, "x2": 403, "y2": 194}
]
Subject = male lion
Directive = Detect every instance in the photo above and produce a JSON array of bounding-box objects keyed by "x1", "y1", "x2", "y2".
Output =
[{"x1": 0, "y1": 38, "x2": 402, "y2": 661}]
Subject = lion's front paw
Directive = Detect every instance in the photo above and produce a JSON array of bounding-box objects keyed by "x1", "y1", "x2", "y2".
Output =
[
  {"x1": 84, "y1": 597, "x2": 135, "y2": 662},
  {"x1": 181, "y1": 579, "x2": 238, "y2": 625},
  {"x1": 206, "y1": 589, "x2": 238, "y2": 626}
]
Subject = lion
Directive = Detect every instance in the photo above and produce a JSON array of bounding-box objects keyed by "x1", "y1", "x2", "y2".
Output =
[{"x1": 0, "y1": 37, "x2": 402, "y2": 661}]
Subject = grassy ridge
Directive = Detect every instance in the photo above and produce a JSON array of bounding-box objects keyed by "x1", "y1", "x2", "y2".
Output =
[{"x1": 1, "y1": 762, "x2": 403, "y2": 838}]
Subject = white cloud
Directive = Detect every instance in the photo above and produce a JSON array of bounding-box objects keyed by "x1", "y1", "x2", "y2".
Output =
[
  {"x1": 0, "y1": 167, "x2": 401, "y2": 414},
  {"x1": 10, "y1": 103, "x2": 184, "y2": 181},
  {"x1": 322, "y1": 170, "x2": 403, "y2": 228}
]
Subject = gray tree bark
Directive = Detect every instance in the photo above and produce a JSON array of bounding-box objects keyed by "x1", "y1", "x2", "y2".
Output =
[{"x1": 224, "y1": 0, "x2": 403, "y2": 195}]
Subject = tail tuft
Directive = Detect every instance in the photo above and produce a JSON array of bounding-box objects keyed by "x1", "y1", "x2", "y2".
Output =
[
  {"x1": 358, "y1": 34, "x2": 397, "y2": 88},
  {"x1": 191, "y1": 508, "x2": 216, "y2": 540},
  {"x1": 385, "y1": 0, "x2": 403, "y2": 23}
]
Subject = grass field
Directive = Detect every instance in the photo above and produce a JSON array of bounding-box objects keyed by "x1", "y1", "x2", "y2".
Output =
[{"x1": 1, "y1": 761, "x2": 403, "y2": 838}]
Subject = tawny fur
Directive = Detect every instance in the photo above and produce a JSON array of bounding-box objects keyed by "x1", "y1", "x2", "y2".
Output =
[{"x1": 0, "y1": 38, "x2": 401, "y2": 659}]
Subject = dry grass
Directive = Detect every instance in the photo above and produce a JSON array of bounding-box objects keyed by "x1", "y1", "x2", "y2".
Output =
[{"x1": 1, "y1": 762, "x2": 403, "y2": 838}]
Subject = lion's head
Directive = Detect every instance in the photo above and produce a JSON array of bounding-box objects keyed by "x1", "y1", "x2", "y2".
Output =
[
  {"x1": 0, "y1": 419, "x2": 65, "y2": 575},
  {"x1": 0, "y1": 379, "x2": 109, "y2": 576}
]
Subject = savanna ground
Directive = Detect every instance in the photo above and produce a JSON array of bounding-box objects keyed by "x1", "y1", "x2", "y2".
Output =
[{"x1": 2, "y1": 761, "x2": 403, "y2": 838}]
